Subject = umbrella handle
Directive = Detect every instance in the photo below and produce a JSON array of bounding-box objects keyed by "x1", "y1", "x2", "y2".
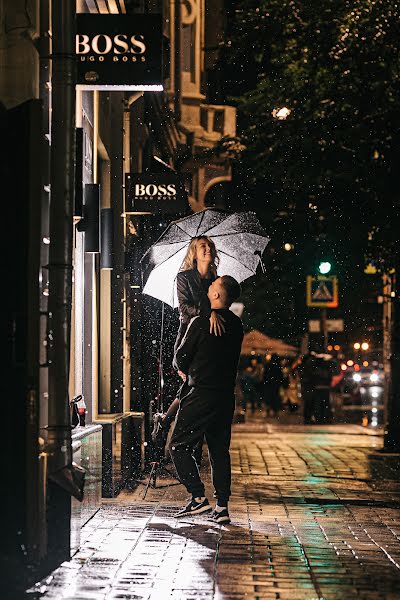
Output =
[{"x1": 156, "y1": 302, "x2": 165, "y2": 413}]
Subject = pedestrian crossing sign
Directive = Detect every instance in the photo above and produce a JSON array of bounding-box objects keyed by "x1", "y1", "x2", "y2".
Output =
[{"x1": 306, "y1": 275, "x2": 338, "y2": 307}]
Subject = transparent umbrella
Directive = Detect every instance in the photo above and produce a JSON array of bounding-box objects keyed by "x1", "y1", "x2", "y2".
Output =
[{"x1": 140, "y1": 208, "x2": 270, "y2": 307}]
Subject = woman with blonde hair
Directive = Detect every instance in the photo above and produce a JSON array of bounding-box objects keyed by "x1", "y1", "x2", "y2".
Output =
[
  {"x1": 175, "y1": 236, "x2": 224, "y2": 351},
  {"x1": 152, "y1": 236, "x2": 225, "y2": 451}
]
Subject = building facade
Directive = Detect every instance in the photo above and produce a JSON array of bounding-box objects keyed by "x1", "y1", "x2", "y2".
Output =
[{"x1": 1, "y1": 0, "x2": 236, "y2": 592}]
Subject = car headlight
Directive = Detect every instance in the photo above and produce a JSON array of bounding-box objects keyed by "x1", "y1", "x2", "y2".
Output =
[
  {"x1": 353, "y1": 373, "x2": 362, "y2": 383},
  {"x1": 370, "y1": 373, "x2": 379, "y2": 383}
]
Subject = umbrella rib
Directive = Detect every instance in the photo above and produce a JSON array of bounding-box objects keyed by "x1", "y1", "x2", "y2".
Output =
[
  {"x1": 195, "y1": 211, "x2": 206, "y2": 237},
  {"x1": 217, "y1": 249, "x2": 257, "y2": 275},
  {"x1": 140, "y1": 223, "x2": 189, "y2": 263},
  {"x1": 142, "y1": 242, "x2": 188, "y2": 274},
  {"x1": 173, "y1": 222, "x2": 191, "y2": 236}
]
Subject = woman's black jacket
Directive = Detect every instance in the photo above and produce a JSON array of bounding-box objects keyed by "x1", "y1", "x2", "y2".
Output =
[{"x1": 176, "y1": 269, "x2": 215, "y2": 324}]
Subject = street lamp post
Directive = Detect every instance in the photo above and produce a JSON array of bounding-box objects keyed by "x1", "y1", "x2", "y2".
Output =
[
  {"x1": 318, "y1": 261, "x2": 332, "y2": 352},
  {"x1": 384, "y1": 269, "x2": 400, "y2": 451},
  {"x1": 381, "y1": 273, "x2": 392, "y2": 433},
  {"x1": 320, "y1": 307, "x2": 328, "y2": 352}
]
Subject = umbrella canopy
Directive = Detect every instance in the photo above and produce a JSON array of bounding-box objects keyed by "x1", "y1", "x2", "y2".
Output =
[
  {"x1": 141, "y1": 208, "x2": 270, "y2": 307},
  {"x1": 241, "y1": 330, "x2": 298, "y2": 357}
]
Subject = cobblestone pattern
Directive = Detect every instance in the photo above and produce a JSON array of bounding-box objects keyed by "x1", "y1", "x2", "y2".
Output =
[{"x1": 28, "y1": 423, "x2": 400, "y2": 600}]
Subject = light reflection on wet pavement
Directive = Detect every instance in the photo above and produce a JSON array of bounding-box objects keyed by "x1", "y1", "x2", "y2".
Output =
[{"x1": 28, "y1": 420, "x2": 400, "y2": 599}]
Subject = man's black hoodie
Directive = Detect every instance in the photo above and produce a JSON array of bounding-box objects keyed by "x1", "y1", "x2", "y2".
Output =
[{"x1": 173, "y1": 308, "x2": 244, "y2": 392}]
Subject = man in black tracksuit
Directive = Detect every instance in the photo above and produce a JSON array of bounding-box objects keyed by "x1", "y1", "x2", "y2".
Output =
[{"x1": 170, "y1": 275, "x2": 244, "y2": 524}]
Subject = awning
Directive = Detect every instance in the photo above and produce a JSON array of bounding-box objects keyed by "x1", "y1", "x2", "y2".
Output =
[{"x1": 241, "y1": 329, "x2": 298, "y2": 357}]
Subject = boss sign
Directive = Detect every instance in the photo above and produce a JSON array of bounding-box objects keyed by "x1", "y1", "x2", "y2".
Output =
[
  {"x1": 76, "y1": 34, "x2": 147, "y2": 62},
  {"x1": 134, "y1": 183, "x2": 177, "y2": 197},
  {"x1": 76, "y1": 14, "x2": 163, "y2": 90},
  {"x1": 125, "y1": 174, "x2": 189, "y2": 215}
]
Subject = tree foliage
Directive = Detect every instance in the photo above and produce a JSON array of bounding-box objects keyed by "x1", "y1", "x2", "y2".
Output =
[{"x1": 227, "y1": 0, "x2": 400, "y2": 269}]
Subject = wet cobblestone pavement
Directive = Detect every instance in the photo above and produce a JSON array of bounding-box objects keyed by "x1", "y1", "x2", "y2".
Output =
[{"x1": 28, "y1": 417, "x2": 400, "y2": 599}]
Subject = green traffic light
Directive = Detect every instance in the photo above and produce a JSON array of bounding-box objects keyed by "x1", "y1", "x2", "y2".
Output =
[{"x1": 318, "y1": 261, "x2": 332, "y2": 274}]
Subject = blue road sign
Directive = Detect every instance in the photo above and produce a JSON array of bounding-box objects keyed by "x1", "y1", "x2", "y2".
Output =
[{"x1": 306, "y1": 275, "x2": 338, "y2": 308}]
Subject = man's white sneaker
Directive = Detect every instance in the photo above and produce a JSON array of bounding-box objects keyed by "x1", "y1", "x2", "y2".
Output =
[{"x1": 174, "y1": 497, "x2": 212, "y2": 518}]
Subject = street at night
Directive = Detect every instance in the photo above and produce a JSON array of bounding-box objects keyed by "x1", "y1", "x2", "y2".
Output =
[
  {"x1": 3, "y1": 0, "x2": 400, "y2": 598},
  {"x1": 28, "y1": 413, "x2": 400, "y2": 599}
]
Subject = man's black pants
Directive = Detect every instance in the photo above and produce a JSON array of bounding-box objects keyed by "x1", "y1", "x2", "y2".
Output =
[{"x1": 169, "y1": 386, "x2": 235, "y2": 505}]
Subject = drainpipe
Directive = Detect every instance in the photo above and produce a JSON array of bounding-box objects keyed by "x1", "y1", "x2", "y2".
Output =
[
  {"x1": 47, "y1": 0, "x2": 84, "y2": 499},
  {"x1": 174, "y1": 0, "x2": 181, "y2": 121}
]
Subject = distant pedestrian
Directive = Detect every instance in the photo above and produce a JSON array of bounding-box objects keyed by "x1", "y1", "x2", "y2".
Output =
[
  {"x1": 284, "y1": 357, "x2": 301, "y2": 412},
  {"x1": 250, "y1": 357, "x2": 264, "y2": 412},
  {"x1": 239, "y1": 366, "x2": 257, "y2": 412},
  {"x1": 296, "y1": 353, "x2": 316, "y2": 424},
  {"x1": 312, "y1": 354, "x2": 335, "y2": 424},
  {"x1": 298, "y1": 352, "x2": 336, "y2": 424},
  {"x1": 263, "y1": 354, "x2": 285, "y2": 416}
]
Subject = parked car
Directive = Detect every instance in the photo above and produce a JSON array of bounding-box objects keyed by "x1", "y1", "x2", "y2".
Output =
[
  {"x1": 350, "y1": 368, "x2": 384, "y2": 386},
  {"x1": 340, "y1": 362, "x2": 384, "y2": 426}
]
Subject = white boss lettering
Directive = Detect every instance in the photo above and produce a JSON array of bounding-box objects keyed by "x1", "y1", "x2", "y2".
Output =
[
  {"x1": 76, "y1": 34, "x2": 147, "y2": 56},
  {"x1": 92, "y1": 34, "x2": 112, "y2": 55},
  {"x1": 134, "y1": 183, "x2": 178, "y2": 198},
  {"x1": 146, "y1": 184, "x2": 158, "y2": 196},
  {"x1": 114, "y1": 34, "x2": 130, "y2": 54},
  {"x1": 76, "y1": 34, "x2": 91, "y2": 55},
  {"x1": 167, "y1": 184, "x2": 177, "y2": 196},
  {"x1": 130, "y1": 35, "x2": 146, "y2": 55},
  {"x1": 135, "y1": 184, "x2": 146, "y2": 196}
]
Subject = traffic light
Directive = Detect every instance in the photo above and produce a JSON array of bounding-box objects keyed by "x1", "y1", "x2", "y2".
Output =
[{"x1": 318, "y1": 261, "x2": 332, "y2": 275}]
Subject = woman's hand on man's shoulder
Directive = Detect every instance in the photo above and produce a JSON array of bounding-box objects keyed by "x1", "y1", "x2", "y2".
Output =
[{"x1": 209, "y1": 310, "x2": 226, "y2": 336}]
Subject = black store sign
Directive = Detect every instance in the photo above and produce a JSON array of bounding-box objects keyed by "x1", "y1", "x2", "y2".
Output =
[
  {"x1": 125, "y1": 174, "x2": 189, "y2": 215},
  {"x1": 76, "y1": 14, "x2": 163, "y2": 90}
]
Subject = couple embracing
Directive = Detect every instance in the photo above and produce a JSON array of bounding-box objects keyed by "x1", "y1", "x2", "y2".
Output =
[{"x1": 159, "y1": 236, "x2": 244, "y2": 524}]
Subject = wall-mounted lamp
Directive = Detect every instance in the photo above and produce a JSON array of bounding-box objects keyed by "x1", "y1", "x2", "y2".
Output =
[
  {"x1": 77, "y1": 184, "x2": 100, "y2": 253},
  {"x1": 74, "y1": 128, "x2": 83, "y2": 219},
  {"x1": 100, "y1": 208, "x2": 113, "y2": 270}
]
